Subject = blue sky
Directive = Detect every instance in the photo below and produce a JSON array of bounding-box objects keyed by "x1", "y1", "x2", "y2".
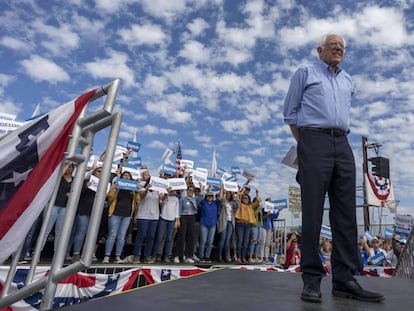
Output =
[{"x1": 1, "y1": 0, "x2": 413, "y2": 226}]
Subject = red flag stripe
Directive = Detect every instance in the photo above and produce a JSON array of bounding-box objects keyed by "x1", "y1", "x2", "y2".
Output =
[{"x1": 0, "y1": 90, "x2": 96, "y2": 239}]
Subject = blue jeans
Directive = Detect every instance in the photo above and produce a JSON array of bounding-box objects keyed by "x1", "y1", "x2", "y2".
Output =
[
  {"x1": 236, "y1": 223, "x2": 252, "y2": 259},
  {"x1": 105, "y1": 215, "x2": 131, "y2": 257},
  {"x1": 217, "y1": 221, "x2": 233, "y2": 260},
  {"x1": 133, "y1": 219, "x2": 158, "y2": 259},
  {"x1": 73, "y1": 215, "x2": 90, "y2": 254},
  {"x1": 249, "y1": 225, "x2": 263, "y2": 257},
  {"x1": 198, "y1": 224, "x2": 216, "y2": 259},
  {"x1": 41, "y1": 205, "x2": 67, "y2": 251},
  {"x1": 152, "y1": 217, "x2": 175, "y2": 258}
]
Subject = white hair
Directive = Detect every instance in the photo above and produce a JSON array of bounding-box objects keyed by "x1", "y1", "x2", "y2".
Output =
[{"x1": 318, "y1": 32, "x2": 346, "y2": 48}]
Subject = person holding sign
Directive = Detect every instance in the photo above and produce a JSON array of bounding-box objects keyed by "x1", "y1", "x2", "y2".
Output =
[
  {"x1": 103, "y1": 171, "x2": 140, "y2": 264},
  {"x1": 234, "y1": 188, "x2": 261, "y2": 264},
  {"x1": 132, "y1": 170, "x2": 161, "y2": 264},
  {"x1": 72, "y1": 167, "x2": 105, "y2": 262},
  {"x1": 217, "y1": 189, "x2": 239, "y2": 263},
  {"x1": 283, "y1": 32, "x2": 384, "y2": 303}
]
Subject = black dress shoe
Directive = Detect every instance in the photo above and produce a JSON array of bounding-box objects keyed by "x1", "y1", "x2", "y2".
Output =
[
  {"x1": 301, "y1": 284, "x2": 322, "y2": 303},
  {"x1": 332, "y1": 279, "x2": 384, "y2": 302}
]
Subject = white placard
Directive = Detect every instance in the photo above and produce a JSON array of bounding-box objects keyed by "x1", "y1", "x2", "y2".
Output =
[
  {"x1": 180, "y1": 159, "x2": 194, "y2": 169},
  {"x1": 168, "y1": 178, "x2": 188, "y2": 190},
  {"x1": 88, "y1": 175, "x2": 110, "y2": 193},
  {"x1": 149, "y1": 176, "x2": 169, "y2": 194},
  {"x1": 192, "y1": 170, "x2": 208, "y2": 188},
  {"x1": 223, "y1": 180, "x2": 238, "y2": 192}
]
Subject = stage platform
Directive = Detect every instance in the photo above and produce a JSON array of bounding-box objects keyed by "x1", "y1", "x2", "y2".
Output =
[{"x1": 61, "y1": 267, "x2": 414, "y2": 311}]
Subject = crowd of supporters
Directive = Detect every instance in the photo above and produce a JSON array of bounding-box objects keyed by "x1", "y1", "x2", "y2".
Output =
[{"x1": 17, "y1": 159, "x2": 407, "y2": 269}]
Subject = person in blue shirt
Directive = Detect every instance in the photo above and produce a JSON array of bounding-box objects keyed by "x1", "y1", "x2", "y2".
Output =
[
  {"x1": 283, "y1": 32, "x2": 383, "y2": 303},
  {"x1": 198, "y1": 191, "x2": 221, "y2": 262}
]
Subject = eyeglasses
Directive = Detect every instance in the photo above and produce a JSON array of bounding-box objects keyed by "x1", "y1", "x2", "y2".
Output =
[{"x1": 325, "y1": 41, "x2": 346, "y2": 50}]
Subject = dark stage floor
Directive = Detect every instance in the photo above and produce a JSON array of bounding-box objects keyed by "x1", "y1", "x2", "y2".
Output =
[{"x1": 61, "y1": 268, "x2": 414, "y2": 311}]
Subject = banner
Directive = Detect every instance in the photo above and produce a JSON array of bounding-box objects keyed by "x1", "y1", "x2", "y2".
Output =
[
  {"x1": 0, "y1": 89, "x2": 96, "y2": 264},
  {"x1": 149, "y1": 176, "x2": 169, "y2": 194},
  {"x1": 168, "y1": 178, "x2": 187, "y2": 191},
  {"x1": 272, "y1": 199, "x2": 288, "y2": 210},
  {"x1": 222, "y1": 180, "x2": 238, "y2": 192},
  {"x1": 364, "y1": 173, "x2": 394, "y2": 206},
  {"x1": 192, "y1": 170, "x2": 208, "y2": 188},
  {"x1": 320, "y1": 225, "x2": 332, "y2": 240},
  {"x1": 281, "y1": 145, "x2": 298, "y2": 169},
  {"x1": 0, "y1": 266, "x2": 208, "y2": 310},
  {"x1": 115, "y1": 178, "x2": 139, "y2": 191},
  {"x1": 126, "y1": 141, "x2": 141, "y2": 153}
]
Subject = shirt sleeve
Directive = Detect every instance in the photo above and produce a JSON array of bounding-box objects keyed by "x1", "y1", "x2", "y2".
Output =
[{"x1": 283, "y1": 67, "x2": 307, "y2": 125}]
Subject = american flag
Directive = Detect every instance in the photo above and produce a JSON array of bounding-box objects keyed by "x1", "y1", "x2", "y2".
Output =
[
  {"x1": 0, "y1": 89, "x2": 96, "y2": 264},
  {"x1": 175, "y1": 141, "x2": 182, "y2": 168},
  {"x1": 0, "y1": 266, "x2": 140, "y2": 310}
]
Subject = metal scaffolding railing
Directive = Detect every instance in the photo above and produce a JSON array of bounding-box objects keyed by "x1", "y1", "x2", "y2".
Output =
[{"x1": 0, "y1": 79, "x2": 122, "y2": 311}]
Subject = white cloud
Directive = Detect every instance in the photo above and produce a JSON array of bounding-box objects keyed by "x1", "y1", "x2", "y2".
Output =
[
  {"x1": 118, "y1": 23, "x2": 168, "y2": 46},
  {"x1": 0, "y1": 36, "x2": 31, "y2": 51},
  {"x1": 234, "y1": 155, "x2": 254, "y2": 165},
  {"x1": 20, "y1": 56, "x2": 69, "y2": 82},
  {"x1": 186, "y1": 18, "x2": 209, "y2": 37},
  {"x1": 221, "y1": 119, "x2": 251, "y2": 135},
  {"x1": 179, "y1": 40, "x2": 211, "y2": 63},
  {"x1": 84, "y1": 50, "x2": 135, "y2": 87},
  {"x1": 33, "y1": 19, "x2": 80, "y2": 54}
]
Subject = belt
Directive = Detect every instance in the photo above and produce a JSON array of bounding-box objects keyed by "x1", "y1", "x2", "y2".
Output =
[{"x1": 300, "y1": 127, "x2": 349, "y2": 137}]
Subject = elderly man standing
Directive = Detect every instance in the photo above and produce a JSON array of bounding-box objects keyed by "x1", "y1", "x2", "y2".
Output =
[{"x1": 283, "y1": 32, "x2": 384, "y2": 303}]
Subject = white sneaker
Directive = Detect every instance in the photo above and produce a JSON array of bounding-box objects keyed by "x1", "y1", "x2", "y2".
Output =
[
  {"x1": 173, "y1": 256, "x2": 180, "y2": 264},
  {"x1": 185, "y1": 258, "x2": 195, "y2": 264},
  {"x1": 192, "y1": 255, "x2": 200, "y2": 262},
  {"x1": 102, "y1": 256, "x2": 110, "y2": 263},
  {"x1": 115, "y1": 256, "x2": 123, "y2": 264}
]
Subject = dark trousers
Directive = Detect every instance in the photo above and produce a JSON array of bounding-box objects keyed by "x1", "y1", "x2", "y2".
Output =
[
  {"x1": 174, "y1": 214, "x2": 196, "y2": 259},
  {"x1": 297, "y1": 129, "x2": 361, "y2": 285}
]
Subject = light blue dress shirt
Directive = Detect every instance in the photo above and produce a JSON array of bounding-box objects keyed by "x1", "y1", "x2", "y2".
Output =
[{"x1": 283, "y1": 60, "x2": 354, "y2": 132}]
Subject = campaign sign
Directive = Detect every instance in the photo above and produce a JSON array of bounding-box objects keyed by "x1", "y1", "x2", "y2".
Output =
[
  {"x1": 96, "y1": 161, "x2": 118, "y2": 173},
  {"x1": 88, "y1": 175, "x2": 110, "y2": 193},
  {"x1": 263, "y1": 201, "x2": 275, "y2": 213},
  {"x1": 320, "y1": 225, "x2": 332, "y2": 240},
  {"x1": 163, "y1": 163, "x2": 177, "y2": 176},
  {"x1": 196, "y1": 167, "x2": 208, "y2": 174},
  {"x1": 127, "y1": 156, "x2": 142, "y2": 167},
  {"x1": 216, "y1": 167, "x2": 226, "y2": 177},
  {"x1": 193, "y1": 170, "x2": 208, "y2": 187},
  {"x1": 123, "y1": 165, "x2": 141, "y2": 180},
  {"x1": 207, "y1": 177, "x2": 221, "y2": 189},
  {"x1": 168, "y1": 178, "x2": 187, "y2": 191},
  {"x1": 225, "y1": 175, "x2": 237, "y2": 182},
  {"x1": 272, "y1": 199, "x2": 288, "y2": 209},
  {"x1": 395, "y1": 225, "x2": 410, "y2": 239},
  {"x1": 395, "y1": 214, "x2": 412, "y2": 228},
  {"x1": 242, "y1": 169, "x2": 255, "y2": 181},
  {"x1": 231, "y1": 166, "x2": 241, "y2": 175},
  {"x1": 87, "y1": 155, "x2": 96, "y2": 169},
  {"x1": 180, "y1": 159, "x2": 194, "y2": 169},
  {"x1": 149, "y1": 176, "x2": 169, "y2": 194},
  {"x1": 221, "y1": 172, "x2": 232, "y2": 181},
  {"x1": 127, "y1": 141, "x2": 141, "y2": 153},
  {"x1": 384, "y1": 227, "x2": 393, "y2": 239},
  {"x1": 116, "y1": 178, "x2": 138, "y2": 191},
  {"x1": 114, "y1": 145, "x2": 128, "y2": 163},
  {"x1": 223, "y1": 180, "x2": 238, "y2": 192},
  {"x1": 369, "y1": 251, "x2": 386, "y2": 266},
  {"x1": 364, "y1": 231, "x2": 375, "y2": 241}
]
